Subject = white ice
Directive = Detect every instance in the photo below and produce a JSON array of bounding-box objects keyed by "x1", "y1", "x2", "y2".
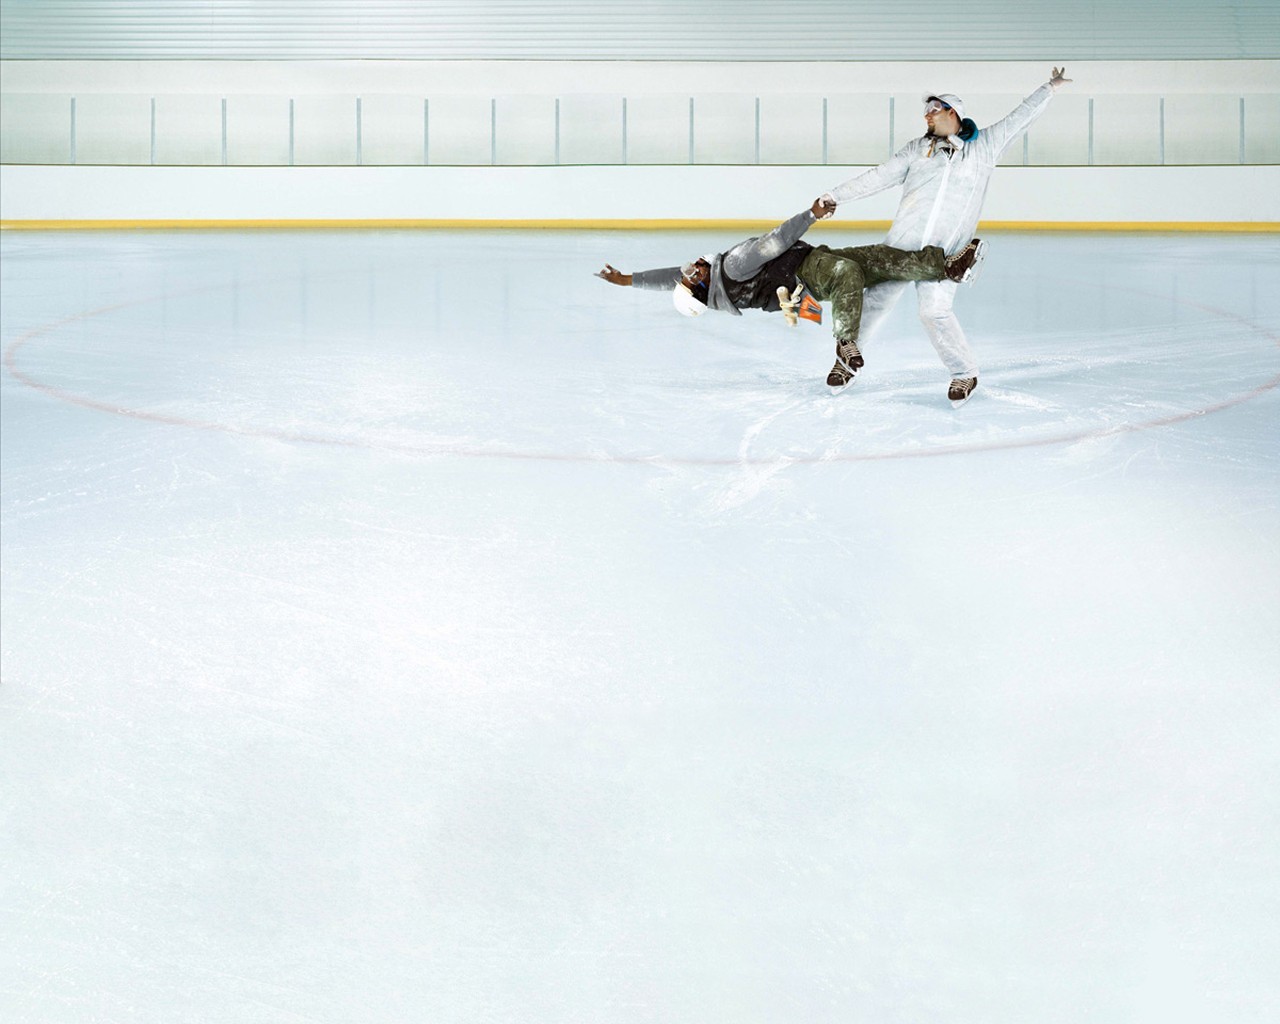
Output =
[{"x1": 2, "y1": 228, "x2": 1279, "y2": 1023}]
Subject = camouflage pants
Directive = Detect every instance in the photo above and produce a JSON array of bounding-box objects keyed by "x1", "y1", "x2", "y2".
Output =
[{"x1": 798, "y1": 244, "x2": 945, "y2": 345}]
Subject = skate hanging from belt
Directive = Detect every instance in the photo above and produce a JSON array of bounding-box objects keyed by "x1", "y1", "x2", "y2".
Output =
[{"x1": 776, "y1": 283, "x2": 823, "y2": 326}]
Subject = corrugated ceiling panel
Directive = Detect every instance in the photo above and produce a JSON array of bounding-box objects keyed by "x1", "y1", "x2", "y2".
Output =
[{"x1": 2, "y1": 1, "x2": 1278, "y2": 60}]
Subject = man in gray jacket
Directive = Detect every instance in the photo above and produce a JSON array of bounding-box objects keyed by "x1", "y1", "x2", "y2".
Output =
[
  {"x1": 596, "y1": 198, "x2": 985, "y2": 385},
  {"x1": 822, "y1": 67, "x2": 1072, "y2": 404}
]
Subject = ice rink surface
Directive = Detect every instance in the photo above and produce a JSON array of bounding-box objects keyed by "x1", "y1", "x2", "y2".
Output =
[{"x1": 2, "y1": 227, "x2": 1279, "y2": 1023}]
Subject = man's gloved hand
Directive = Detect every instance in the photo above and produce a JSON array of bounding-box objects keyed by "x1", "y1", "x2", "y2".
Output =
[{"x1": 1050, "y1": 66, "x2": 1072, "y2": 91}]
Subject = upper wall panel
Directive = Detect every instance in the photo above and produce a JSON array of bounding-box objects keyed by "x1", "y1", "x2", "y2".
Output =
[{"x1": 2, "y1": 0, "x2": 1278, "y2": 61}]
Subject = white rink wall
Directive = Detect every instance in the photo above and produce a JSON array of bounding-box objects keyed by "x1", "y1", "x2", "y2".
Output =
[
  {"x1": 3, "y1": 57, "x2": 1277, "y2": 225},
  {"x1": 1, "y1": 163, "x2": 1278, "y2": 225}
]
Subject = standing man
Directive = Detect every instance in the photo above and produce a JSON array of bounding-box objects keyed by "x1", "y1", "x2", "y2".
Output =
[{"x1": 822, "y1": 67, "x2": 1073, "y2": 404}]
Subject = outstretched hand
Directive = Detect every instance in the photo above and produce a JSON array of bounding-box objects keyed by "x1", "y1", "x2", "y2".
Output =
[
  {"x1": 595, "y1": 264, "x2": 632, "y2": 286},
  {"x1": 1050, "y1": 66, "x2": 1072, "y2": 90},
  {"x1": 811, "y1": 195, "x2": 837, "y2": 219}
]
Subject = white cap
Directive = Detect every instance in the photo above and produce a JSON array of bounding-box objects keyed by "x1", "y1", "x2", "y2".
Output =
[
  {"x1": 672, "y1": 282, "x2": 707, "y2": 318},
  {"x1": 923, "y1": 93, "x2": 967, "y2": 121}
]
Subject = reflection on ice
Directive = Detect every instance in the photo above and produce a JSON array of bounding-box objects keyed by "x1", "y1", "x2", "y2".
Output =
[{"x1": 4, "y1": 231, "x2": 1276, "y2": 464}]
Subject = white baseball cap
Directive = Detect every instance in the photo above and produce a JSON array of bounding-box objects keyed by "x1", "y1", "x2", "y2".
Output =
[
  {"x1": 923, "y1": 93, "x2": 967, "y2": 120},
  {"x1": 672, "y1": 282, "x2": 707, "y2": 317}
]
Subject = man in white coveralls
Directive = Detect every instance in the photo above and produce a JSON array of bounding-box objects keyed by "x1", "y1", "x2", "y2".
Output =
[{"x1": 821, "y1": 67, "x2": 1073, "y2": 405}]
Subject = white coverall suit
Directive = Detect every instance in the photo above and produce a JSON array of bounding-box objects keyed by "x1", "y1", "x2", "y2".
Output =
[{"x1": 825, "y1": 82, "x2": 1056, "y2": 379}]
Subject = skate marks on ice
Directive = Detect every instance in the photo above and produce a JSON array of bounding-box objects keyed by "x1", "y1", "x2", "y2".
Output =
[
  {"x1": 707, "y1": 396, "x2": 809, "y2": 512},
  {"x1": 3, "y1": 231, "x2": 1278, "y2": 470}
]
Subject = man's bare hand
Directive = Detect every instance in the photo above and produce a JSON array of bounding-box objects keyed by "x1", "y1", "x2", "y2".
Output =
[
  {"x1": 811, "y1": 195, "x2": 837, "y2": 220},
  {"x1": 595, "y1": 264, "x2": 632, "y2": 286},
  {"x1": 1050, "y1": 67, "x2": 1072, "y2": 90}
]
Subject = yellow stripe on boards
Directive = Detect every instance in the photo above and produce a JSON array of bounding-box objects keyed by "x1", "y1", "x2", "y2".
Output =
[
  {"x1": 1, "y1": 219, "x2": 1277, "y2": 233},
  {"x1": 974, "y1": 221, "x2": 1280, "y2": 233}
]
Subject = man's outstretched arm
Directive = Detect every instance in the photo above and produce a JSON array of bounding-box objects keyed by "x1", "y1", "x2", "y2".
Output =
[
  {"x1": 983, "y1": 66, "x2": 1073, "y2": 156},
  {"x1": 595, "y1": 264, "x2": 684, "y2": 290},
  {"x1": 823, "y1": 147, "x2": 914, "y2": 209},
  {"x1": 722, "y1": 197, "x2": 836, "y2": 281},
  {"x1": 597, "y1": 199, "x2": 831, "y2": 288}
]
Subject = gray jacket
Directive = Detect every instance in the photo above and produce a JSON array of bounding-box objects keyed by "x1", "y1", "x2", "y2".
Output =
[{"x1": 631, "y1": 209, "x2": 818, "y2": 316}]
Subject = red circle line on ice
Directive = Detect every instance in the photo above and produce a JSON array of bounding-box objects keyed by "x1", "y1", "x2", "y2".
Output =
[{"x1": 5, "y1": 280, "x2": 1279, "y2": 465}]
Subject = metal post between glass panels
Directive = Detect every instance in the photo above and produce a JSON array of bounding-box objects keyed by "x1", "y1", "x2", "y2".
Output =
[
  {"x1": 689, "y1": 98, "x2": 695, "y2": 165},
  {"x1": 69, "y1": 97, "x2": 76, "y2": 165},
  {"x1": 1159, "y1": 97, "x2": 1165, "y2": 165},
  {"x1": 822, "y1": 98, "x2": 828, "y2": 165},
  {"x1": 1239, "y1": 97, "x2": 1246, "y2": 164},
  {"x1": 754, "y1": 97, "x2": 760, "y2": 164},
  {"x1": 1087, "y1": 98, "x2": 1094, "y2": 166}
]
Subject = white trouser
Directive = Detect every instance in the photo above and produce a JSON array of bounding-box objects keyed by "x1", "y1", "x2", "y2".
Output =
[{"x1": 858, "y1": 278, "x2": 979, "y2": 379}]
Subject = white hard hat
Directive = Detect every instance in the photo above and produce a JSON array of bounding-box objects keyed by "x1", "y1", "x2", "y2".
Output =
[
  {"x1": 672, "y1": 282, "x2": 707, "y2": 318},
  {"x1": 923, "y1": 93, "x2": 967, "y2": 121}
]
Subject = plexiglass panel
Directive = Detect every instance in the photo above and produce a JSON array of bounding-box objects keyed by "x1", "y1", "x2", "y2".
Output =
[
  {"x1": 623, "y1": 95, "x2": 689, "y2": 165},
  {"x1": 494, "y1": 95, "x2": 556, "y2": 166},
  {"x1": 825, "y1": 95, "x2": 893, "y2": 167},
  {"x1": 294, "y1": 96, "x2": 357, "y2": 166},
  {"x1": 1092, "y1": 95, "x2": 1162, "y2": 166},
  {"x1": 0, "y1": 93, "x2": 71, "y2": 163},
  {"x1": 691, "y1": 94, "x2": 757, "y2": 165},
  {"x1": 1243, "y1": 94, "x2": 1280, "y2": 164},
  {"x1": 360, "y1": 94, "x2": 426, "y2": 166},
  {"x1": 558, "y1": 95, "x2": 624, "y2": 165},
  {"x1": 0, "y1": 89, "x2": 1274, "y2": 167},
  {"x1": 1165, "y1": 95, "x2": 1242, "y2": 165},
  {"x1": 757, "y1": 95, "x2": 824, "y2": 166},
  {"x1": 225, "y1": 95, "x2": 290, "y2": 166},
  {"x1": 75, "y1": 94, "x2": 150, "y2": 165},
  {"x1": 154, "y1": 95, "x2": 222, "y2": 166},
  {"x1": 1026, "y1": 94, "x2": 1090, "y2": 165},
  {"x1": 425, "y1": 95, "x2": 492, "y2": 166}
]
